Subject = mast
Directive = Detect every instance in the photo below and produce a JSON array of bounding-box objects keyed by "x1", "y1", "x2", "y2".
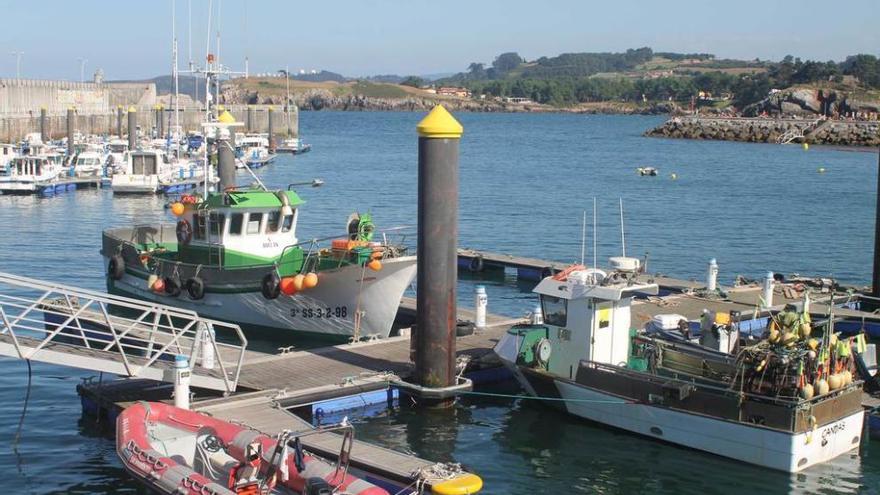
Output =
[
  {"x1": 172, "y1": 0, "x2": 180, "y2": 157},
  {"x1": 285, "y1": 66, "x2": 292, "y2": 138}
]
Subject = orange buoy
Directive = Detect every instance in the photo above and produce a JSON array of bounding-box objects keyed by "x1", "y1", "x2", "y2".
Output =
[
  {"x1": 368, "y1": 259, "x2": 383, "y2": 272},
  {"x1": 293, "y1": 274, "x2": 305, "y2": 291},
  {"x1": 370, "y1": 250, "x2": 383, "y2": 260},
  {"x1": 170, "y1": 202, "x2": 186, "y2": 216},
  {"x1": 279, "y1": 277, "x2": 297, "y2": 296},
  {"x1": 303, "y1": 272, "x2": 319, "y2": 289},
  {"x1": 152, "y1": 277, "x2": 165, "y2": 293}
]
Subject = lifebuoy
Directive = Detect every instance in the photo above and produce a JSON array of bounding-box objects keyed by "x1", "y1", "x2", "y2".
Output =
[
  {"x1": 186, "y1": 277, "x2": 205, "y2": 300},
  {"x1": 165, "y1": 275, "x2": 182, "y2": 297},
  {"x1": 176, "y1": 219, "x2": 193, "y2": 245},
  {"x1": 468, "y1": 255, "x2": 484, "y2": 272},
  {"x1": 108, "y1": 254, "x2": 125, "y2": 280},
  {"x1": 261, "y1": 272, "x2": 281, "y2": 300}
]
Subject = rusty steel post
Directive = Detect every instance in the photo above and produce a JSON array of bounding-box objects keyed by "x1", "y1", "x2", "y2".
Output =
[
  {"x1": 267, "y1": 107, "x2": 275, "y2": 152},
  {"x1": 40, "y1": 107, "x2": 48, "y2": 142},
  {"x1": 414, "y1": 105, "x2": 463, "y2": 407},
  {"x1": 66, "y1": 107, "x2": 75, "y2": 157}
]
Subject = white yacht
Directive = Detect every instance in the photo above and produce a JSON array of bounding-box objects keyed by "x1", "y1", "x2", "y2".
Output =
[
  {"x1": 111, "y1": 149, "x2": 171, "y2": 194},
  {"x1": 0, "y1": 155, "x2": 63, "y2": 194},
  {"x1": 69, "y1": 144, "x2": 108, "y2": 178},
  {"x1": 237, "y1": 134, "x2": 275, "y2": 169}
]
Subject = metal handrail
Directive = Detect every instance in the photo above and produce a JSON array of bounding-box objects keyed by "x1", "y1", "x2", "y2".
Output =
[{"x1": 0, "y1": 270, "x2": 247, "y2": 393}]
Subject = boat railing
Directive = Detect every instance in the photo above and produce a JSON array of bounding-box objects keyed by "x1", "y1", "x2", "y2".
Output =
[{"x1": 0, "y1": 270, "x2": 247, "y2": 393}]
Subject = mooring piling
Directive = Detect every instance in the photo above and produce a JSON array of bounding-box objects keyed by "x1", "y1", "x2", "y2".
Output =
[
  {"x1": 127, "y1": 106, "x2": 137, "y2": 150},
  {"x1": 66, "y1": 107, "x2": 75, "y2": 157},
  {"x1": 116, "y1": 105, "x2": 123, "y2": 138},
  {"x1": 267, "y1": 107, "x2": 275, "y2": 152},
  {"x1": 217, "y1": 112, "x2": 237, "y2": 191},
  {"x1": 40, "y1": 107, "x2": 47, "y2": 142},
  {"x1": 247, "y1": 105, "x2": 254, "y2": 133},
  {"x1": 158, "y1": 105, "x2": 165, "y2": 138},
  {"x1": 414, "y1": 105, "x2": 463, "y2": 407}
]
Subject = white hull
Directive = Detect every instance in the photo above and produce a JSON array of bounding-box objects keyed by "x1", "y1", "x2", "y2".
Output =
[
  {"x1": 512, "y1": 368, "x2": 863, "y2": 472},
  {"x1": 112, "y1": 174, "x2": 159, "y2": 194},
  {"x1": 106, "y1": 256, "x2": 417, "y2": 339}
]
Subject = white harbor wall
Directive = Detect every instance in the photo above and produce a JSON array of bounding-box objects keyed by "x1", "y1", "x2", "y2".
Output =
[{"x1": 0, "y1": 79, "x2": 296, "y2": 142}]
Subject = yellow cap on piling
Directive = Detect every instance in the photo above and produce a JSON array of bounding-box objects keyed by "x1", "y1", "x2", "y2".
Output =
[
  {"x1": 128, "y1": 106, "x2": 137, "y2": 113},
  {"x1": 417, "y1": 105, "x2": 463, "y2": 139},
  {"x1": 218, "y1": 110, "x2": 236, "y2": 124}
]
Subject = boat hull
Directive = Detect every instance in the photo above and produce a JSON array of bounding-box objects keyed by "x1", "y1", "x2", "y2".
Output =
[
  {"x1": 105, "y1": 255, "x2": 417, "y2": 339},
  {"x1": 510, "y1": 366, "x2": 863, "y2": 472}
]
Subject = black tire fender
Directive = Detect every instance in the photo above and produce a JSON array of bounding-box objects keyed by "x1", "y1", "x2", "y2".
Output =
[
  {"x1": 261, "y1": 272, "x2": 281, "y2": 300},
  {"x1": 468, "y1": 255, "x2": 484, "y2": 272},
  {"x1": 186, "y1": 277, "x2": 205, "y2": 300},
  {"x1": 108, "y1": 254, "x2": 125, "y2": 280}
]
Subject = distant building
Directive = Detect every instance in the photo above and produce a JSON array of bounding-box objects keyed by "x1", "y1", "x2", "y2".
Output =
[
  {"x1": 502, "y1": 96, "x2": 533, "y2": 105},
  {"x1": 437, "y1": 86, "x2": 471, "y2": 98}
]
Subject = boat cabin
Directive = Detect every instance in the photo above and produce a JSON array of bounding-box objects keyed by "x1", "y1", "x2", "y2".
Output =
[
  {"x1": 123, "y1": 150, "x2": 170, "y2": 176},
  {"x1": 7, "y1": 156, "x2": 56, "y2": 178},
  {"x1": 178, "y1": 190, "x2": 304, "y2": 270}
]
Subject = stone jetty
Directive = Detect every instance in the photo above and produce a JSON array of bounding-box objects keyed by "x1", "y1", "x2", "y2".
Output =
[{"x1": 646, "y1": 116, "x2": 880, "y2": 147}]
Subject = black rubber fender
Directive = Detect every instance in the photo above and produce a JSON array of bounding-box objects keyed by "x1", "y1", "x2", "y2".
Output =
[
  {"x1": 261, "y1": 272, "x2": 281, "y2": 300},
  {"x1": 186, "y1": 277, "x2": 205, "y2": 300},
  {"x1": 304, "y1": 477, "x2": 333, "y2": 495},
  {"x1": 108, "y1": 254, "x2": 125, "y2": 280},
  {"x1": 468, "y1": 255, "x2": 484, "y2": 272},
  {"x1": 164, "y1": 275, "x2": 182, "y2": 297}
]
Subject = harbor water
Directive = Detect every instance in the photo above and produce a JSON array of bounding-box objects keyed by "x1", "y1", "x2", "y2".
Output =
[{"x1": 0, "y1": 112, "x2": 877, "y2": 493}]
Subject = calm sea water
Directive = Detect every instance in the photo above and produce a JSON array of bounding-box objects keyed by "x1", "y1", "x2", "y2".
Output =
[{"x1": 0, "y1": 112, "x2": 877, "y2": 494}]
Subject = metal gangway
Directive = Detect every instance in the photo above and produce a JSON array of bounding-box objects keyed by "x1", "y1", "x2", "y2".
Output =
[{"x1": 0, "y1": 271, "x2": 247, "y2": 393}]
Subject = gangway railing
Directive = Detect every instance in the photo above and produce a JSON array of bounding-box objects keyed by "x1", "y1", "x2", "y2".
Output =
[{"x1": 0, "y1": 271, "x2": 247, "y2": 393}]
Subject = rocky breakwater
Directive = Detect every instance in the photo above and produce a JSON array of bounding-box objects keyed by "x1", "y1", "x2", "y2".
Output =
[{"x1": 647, "y1": 117, "x2": 879, "y2": 147}]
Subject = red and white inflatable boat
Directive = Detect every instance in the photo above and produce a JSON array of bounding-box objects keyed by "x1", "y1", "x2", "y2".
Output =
[{"x1": 117, "y1": 401, "x2": 389, "y2": 495}]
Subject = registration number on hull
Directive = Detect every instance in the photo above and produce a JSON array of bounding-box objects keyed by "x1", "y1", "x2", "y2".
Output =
[{"x1": 289, "y1": 307, "x2": 348, "y2": 319}]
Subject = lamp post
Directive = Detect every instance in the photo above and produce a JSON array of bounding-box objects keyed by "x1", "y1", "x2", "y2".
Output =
[
  {"x1": 11, "y1": 51, "x2": 23, "y2": 79},
  {"x1": 78, "y1": 58, "x2": 88, "y2": 83}
]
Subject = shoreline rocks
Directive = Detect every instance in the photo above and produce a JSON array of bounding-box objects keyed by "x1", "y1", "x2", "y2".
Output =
[{"x1": 646, "y1": 116, "x2": 880, "y2": 147}]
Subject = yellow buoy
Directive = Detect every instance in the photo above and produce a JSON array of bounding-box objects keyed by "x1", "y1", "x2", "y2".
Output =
[
  {"x1": 670, "y1": 173, "x2": 677, "y2": 180},
  {"x1": 802, "y1": 142, "x2": 809, "y2": 151},
  {"x1": 303, "y1": 272, "x2": 319, "y2": 289},
  {"x1": 817, "y1": 167, "x2": 826, "y2": 173},
  {"x1": 292, "y1": 274, "x2": 305, "y2": 291},
  {"x1": 170, "y1": 202, "x2": 185, "y2": 216},
  {"x1": 807, "y1": 338, "x2": 819, "y2": 350},
  {"x1": 431, "y1": 473, "x2": 483, "y2": 495}
]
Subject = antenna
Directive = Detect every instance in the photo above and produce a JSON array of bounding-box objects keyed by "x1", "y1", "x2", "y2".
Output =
[
  {"x1": 619, "y1": 197, "x2": 626, "y2": 257},
  {"x1": 592, "y1": 197, "x2": 597, "y2": 269},
  {"x1": 580, "y1": 210, "x2": 586, "y2": 265}
]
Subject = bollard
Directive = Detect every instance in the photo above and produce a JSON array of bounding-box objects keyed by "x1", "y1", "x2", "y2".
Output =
[
  {"x1": 199, "y1": 323, "x2": 216, "y2": 370},
  {"x1": 40, "y1": 107, "x2": 47, "y2": 142},
  {"x1": 66, "y1": 107, "x2": 75, "y2": 158},
  {"x1": 706, "y1": 258, "x2": 718, "y2": 292},
  {"x1": 414, "y1": 105, "x2": 463, "y2": 407},
  {"x1": 116, "y1": 105, "x2": 123, "y2": 138},
  {"x1": 474, "y1": 285, "x2": 487, "y2": 328},
  {"x1": 531, "y1": 305, "x2": 543, "y2": 325},
  {"x1": 173, "y1": 355, "x2": 191, "y2": 410},
  {"x1": 762, "y1": 272, "x2": 774, "y2": 308},
  {"x1": 267, "y1": 107, "x2": 275, "y2": 152},
  {"x1": 127, "y1": 106, "x2": 137, "y2": 150}
]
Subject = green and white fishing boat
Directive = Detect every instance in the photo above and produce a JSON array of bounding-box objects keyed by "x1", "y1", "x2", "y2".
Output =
[{"x1": 101, "y1": 112, "x2": 416, "y2": 340}]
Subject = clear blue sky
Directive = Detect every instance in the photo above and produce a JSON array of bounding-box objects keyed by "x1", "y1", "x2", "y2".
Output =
[{"x1": 1, "y1": 0, "x2": 878, "y2": 81}]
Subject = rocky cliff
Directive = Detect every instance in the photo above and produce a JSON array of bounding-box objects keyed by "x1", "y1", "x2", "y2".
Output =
[{"x1": 743, "y1": 88, "x2": 880, "y2": 117}]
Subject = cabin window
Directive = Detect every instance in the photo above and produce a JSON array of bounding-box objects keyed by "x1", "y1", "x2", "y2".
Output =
[
  {"x1": 229, "y1": 213, "x2": 243, "y2": 236},
  {"x1": 541, "y1": 295, "x2": 568, "y2": 327},
  {"x1": 193, "y1": 213, "x2": 206, "y2": 240},
  {"x1": 267, "y1": 211, "x2": 281, "y2": 233},
  {"x1": 209, "y1": 212, "x2": 226, "y2": 238},
  {"x1": 246, "y1": 213, "x2": 264, "y2": 235},
  {"x1": 282, "y1": 214, "x2": 294, "y2": 232}
]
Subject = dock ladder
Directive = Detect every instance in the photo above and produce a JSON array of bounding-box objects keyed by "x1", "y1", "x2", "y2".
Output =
[{"x1": 0, "y1": 271, "x2": 247, "y2": 393}]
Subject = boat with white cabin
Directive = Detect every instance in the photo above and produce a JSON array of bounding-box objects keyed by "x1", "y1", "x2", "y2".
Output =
[{"x1": 0, "y1": 155, "x2": 64, "y2": 194}]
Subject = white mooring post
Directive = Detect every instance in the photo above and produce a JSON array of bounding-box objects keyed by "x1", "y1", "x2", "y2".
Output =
[
  {"x1": 531, "y1": 305, "x2": 544, "y2": 325},
  {"x1": 199, "y1": 323, "x2": 216, "y2": 370},
  {"x1": 174, "y1": 355, "x2": 191, "y2": 410},
  {"x1": 474, "y1": 285, "x2": 487, "y2": 329},
  {"x1": 762, "y1": 272, "x2": 775, "y2": 309},
  {"x1": 706, "y1": 258, "x2": 718, "y2": 292}
]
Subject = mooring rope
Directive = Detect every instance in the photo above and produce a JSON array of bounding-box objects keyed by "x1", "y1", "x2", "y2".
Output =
[{"x1": 457, "y1": 390, "x2": 636, "y2": 404}]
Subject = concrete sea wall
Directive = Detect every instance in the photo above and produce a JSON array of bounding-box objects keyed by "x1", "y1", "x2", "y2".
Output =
[
  {"x1": 0, "y1": 79, "x2": 298, "y2": 142},
  {"x1": 646, "y1": 117, "x2": 880, "y2": 147}
]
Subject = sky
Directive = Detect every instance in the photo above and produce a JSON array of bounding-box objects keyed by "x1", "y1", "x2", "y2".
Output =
[{"x1": 0, "y1": 0, "x2": 878, "y2": 81}]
